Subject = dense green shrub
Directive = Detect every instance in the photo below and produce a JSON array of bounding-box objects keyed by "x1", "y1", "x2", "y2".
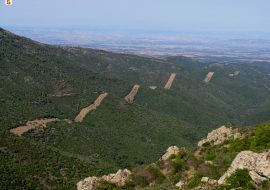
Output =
[
  {"x1": 171, "y1": 152, "x2": 188, "y2": 174},
  {"x1": 230, "y1": 124, "x2": 270, "y2": 153},
  {"x1": 97, "y1": 181, "x2": 122, "y2": 190},
  {"x1": 260, "y1": 180, "x2": 270, "y2": 190},
  {"x1": 147, "y1": 167, "x2": 166, "y2": 184},
  {"x1": 217, "y1": 169, "x2": 256, "y2": 190},
  {"x1": 129, "y1": 173, "x2": 149, "y2": 187},
  {"x1": 250, "y1": 124, "x2": 270, "y2": 151},
  {"x1": 227, "y1": 169, "x2": 255, "y2": 188},
  {"x1": 205, "y1": 151, "x2": 217, "y2": 161},
  {"x1": 187, "y1": 173, "x2": 204, "y2": 189},
  {"x1": 172, "y1": 160, "x2": 184, "y2": 174}
]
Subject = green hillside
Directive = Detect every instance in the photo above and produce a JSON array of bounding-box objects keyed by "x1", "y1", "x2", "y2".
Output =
[
  {"x1": 63, "y1": 47, "x2": 270, "y2": 127},
  {"x1": 1, "y1": 28, "x2": 270, "y2": 189},
  {"x1": 92, "y1": 123, "x2": 270, "y2": 190}
]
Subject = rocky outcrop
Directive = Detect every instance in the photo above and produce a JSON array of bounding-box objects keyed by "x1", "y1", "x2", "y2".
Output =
[
  {"x1": 198, "y1": 125, "x2": 241, "y2": 147},
  {"x1": 175, "y1": 180, "x2": 184, "y2": 189},
  {"x1": 77, "y1": 177, "x2": 99, "y2": 190},
  {"x1": 201, "y1": 177, "x2": 217, "y2": 185},
  {"x1": 102, "y1": 169, "x2": 131, "y2": 186},
  {"x1": 218, "y1": 150, "x2": 270, "y2": 185},
  {"x1": 161, "y1": 146, "x2": 180, "y2": 161},
  {"x1": 77, "y1": 169, "x2": 131, "y2": 190}
]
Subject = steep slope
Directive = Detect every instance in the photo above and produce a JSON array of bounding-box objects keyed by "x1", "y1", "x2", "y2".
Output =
[
  {"x1": 0, "y1": 27, "x2": 203, "y2": 179},
  {"x1": 1, "y1": 28, "x2": 270, "y2": 189},
  {"x1": 166, "y1": 56, "x2": 270, "y2": 126},
  {"x1": 0, "y1": 132, "x2": 116, "y2": 190},
  {"x1": 78, "y1": 123, "x2": 270, "y2": 190},
  {"x1": 65, "y1": 48, "x2": 270, "y2": 128}
]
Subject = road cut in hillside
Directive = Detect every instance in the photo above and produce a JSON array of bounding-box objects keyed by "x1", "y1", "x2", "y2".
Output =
[
  {"x1": 75, "y1": 92, "x2": 108, "y2": 122},
  {"x1": 204, "y1": 72, "x2": 215, "y2": 83},
  {"x1": 164, "y1": 73, "x2": 176, "y2": 89},
  {"x1": 124, "y1": 85, "x2": 140, "y2": 104},
  {"x1": 10, "y1": 118, "x2": 61, "y2": 136}
]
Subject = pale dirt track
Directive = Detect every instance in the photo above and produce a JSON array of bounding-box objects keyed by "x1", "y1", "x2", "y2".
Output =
[
  {"x1": 124, "y1": 85, "x2": 140, "y2": 104},
  {"x1": 164, "y1": 73, "x2": 176, "y2": 89},
  {"x1": 10, "y1": 118, "x2": 60, "y2": 136},
  {"x1": 204, "y1": 72, "x2": 215, "y2": 83},
  {"x1": 75, "y1": 92, "x2": 108, "y2": 122}
]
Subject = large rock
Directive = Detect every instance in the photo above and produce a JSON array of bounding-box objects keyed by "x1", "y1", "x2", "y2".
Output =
[
  {"x1": 201, "y1": 177, "x2": 217, "y2": 186},
  {"x1": 77, "y1": 177, "x2": 99, "y2": 190},
  {"x1": 77, "y1": 169, "x2": 131, "y2": 190},
  {"x1": 201, "y1": 177, "x2": 209, "y2": 183},
  {"x1": 198, "y1": 126, "x2": 241, "y2": 147},
  {"x1": 161, "y1": 146, "x2": 180, "y2": 161},
  {"x1": 218, "y1": 150, "x2": 270, "y2": 185},
  {"x1": 175, "y1": 180, "x2": 184, "y2": 189},
  {"x1": 101, "y1": 169, "x2": 131, "y2": 186}
]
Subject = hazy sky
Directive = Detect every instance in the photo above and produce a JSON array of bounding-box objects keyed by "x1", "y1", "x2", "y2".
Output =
[{"x1": 1, "y1": 0, "x2": 270, "y2": 33}]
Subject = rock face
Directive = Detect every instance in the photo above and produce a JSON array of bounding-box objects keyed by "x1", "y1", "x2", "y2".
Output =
[
  {"x1": 102, "y1": 169, "x2": 131, "y2": 186},
  {"x1": 218, "y1": 150, "x2": 270, "y2": 185},
  {"x1": 161, "y1": 146, "x2": 180, "y2": 161},
  {"x1": 198, "y1": 126, "x2": 241, "y2": 147},
  {"x1": 201, "y1": 177, "x2": 209, "y2": 183},
  {"x1": 77, "y1": 169, "x2": 131, "y2": 190},
  {"x1": 77, "y1": 177, "x2": 99, "y2": 190},
  {"x1": 175, "y1": 180, "x2": 184, "y2": 188}
]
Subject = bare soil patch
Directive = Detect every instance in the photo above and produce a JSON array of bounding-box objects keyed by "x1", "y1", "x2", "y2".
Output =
[
  {"x1": 124, "y1": 85, "x2": 140, "y2": 104},
  {"x1": 10, "y1": 118, "x2": 60, "y2": 136},
  {"x1": 75, "y1": 92, "x2": 108, "y2": 122},
  {"x1": 204, "y1": 72, "x2": 215, "y2": 83},
  {"x1": 164, "y1": 73, "x2": 176, "y2": 89}
]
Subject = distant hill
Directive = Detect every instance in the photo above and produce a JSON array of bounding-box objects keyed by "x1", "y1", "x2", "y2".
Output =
[{"x1": 1, "y1": 28, "x2": 270, "y2": 189}]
